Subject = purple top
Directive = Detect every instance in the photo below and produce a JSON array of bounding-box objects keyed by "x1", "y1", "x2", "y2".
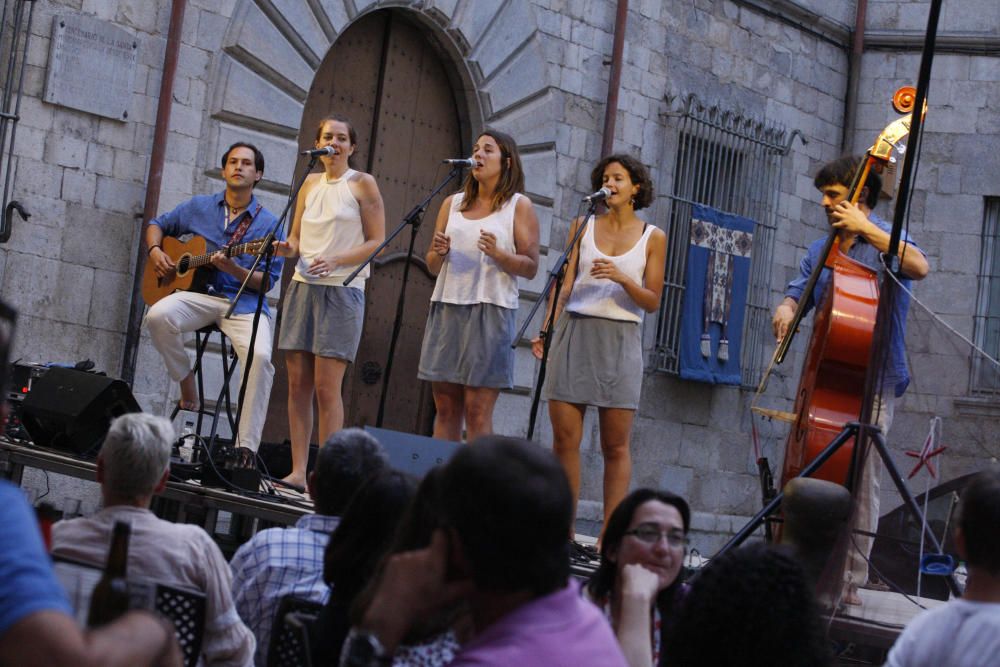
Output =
[{"x1": 454, "y1": 580, "x2": 627, "y2": 667}]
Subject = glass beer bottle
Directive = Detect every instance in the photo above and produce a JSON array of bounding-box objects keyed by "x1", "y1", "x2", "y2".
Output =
[{"x1": 86, "y1": 520, "x2": 131, "y2": 627}]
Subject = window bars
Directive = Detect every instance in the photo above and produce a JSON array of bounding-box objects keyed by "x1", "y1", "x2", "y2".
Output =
[
  {"x1": 652, "y1": 94, "x2": 799, "y2": 387},
  {"x1": 972, "y1": 197, "x2": 1000, "y2": 394}
]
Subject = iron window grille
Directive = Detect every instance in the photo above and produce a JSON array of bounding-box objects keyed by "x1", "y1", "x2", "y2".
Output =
[
  {"x1": 652, "y1": 95, "x2": 798, "y2": 387},
  {"x1": 971, "y1": 197, "x2": 1000, "y2": 395}
]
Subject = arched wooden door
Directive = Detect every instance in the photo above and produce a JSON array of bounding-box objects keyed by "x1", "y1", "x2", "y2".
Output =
[{"x1": 263, "y1": 9, "x2": 465, "y2": 444}]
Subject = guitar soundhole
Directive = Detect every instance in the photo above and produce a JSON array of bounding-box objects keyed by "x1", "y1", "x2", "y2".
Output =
[{"x1": 177, "y1": 255, "x2": 190, "y2": 276}]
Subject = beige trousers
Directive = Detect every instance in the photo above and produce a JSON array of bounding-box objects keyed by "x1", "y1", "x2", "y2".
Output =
[
  {"x1": 144, "y1": 291, "x2": 274, "y2": 452},
  {"x1": 847, "y1": 392, "x2": 896, "y2": 587}
]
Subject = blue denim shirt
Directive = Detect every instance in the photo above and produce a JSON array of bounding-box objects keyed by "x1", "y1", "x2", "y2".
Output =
[
  {"x1": 151, "y1": 191, "x2": 285, "y2": 316},
  {"x1": 784, "y1": 212, "x2": 922, "y2": 398}
]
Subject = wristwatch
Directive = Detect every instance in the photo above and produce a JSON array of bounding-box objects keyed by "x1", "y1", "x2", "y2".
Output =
[{"x1": 342, "y1": 628, "x2": 392, "y2": 667}]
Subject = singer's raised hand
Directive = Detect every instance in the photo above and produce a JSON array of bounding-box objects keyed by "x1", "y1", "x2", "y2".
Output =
[
  {"x1": 432, "y1": 231, "x2": 451, "y2": 257},
  {"x1": 272, "y1": 238, "x2": 298, "y2": 257},
  {"x1": 477, "y1": 230, "x2": 500, "y2": 258},
  {"x1": 590, "y1": 257, "x2": 626, "y2": 283}
]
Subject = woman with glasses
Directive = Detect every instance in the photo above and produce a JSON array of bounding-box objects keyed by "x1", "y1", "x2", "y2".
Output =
[{"x1": 586, "y1": 488, "x2": 691, "y2": 667}]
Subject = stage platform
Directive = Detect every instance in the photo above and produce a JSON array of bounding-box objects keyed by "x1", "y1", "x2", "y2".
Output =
[
  {"x1": 826, "y1": 586, "x2": 946, "y2": 662},
  {"x1": 1, "y1": 436, "x2": 953, "y2": 664},
  {"x1": 0, "y1": 437, "x2": 310, "y2": 540}
]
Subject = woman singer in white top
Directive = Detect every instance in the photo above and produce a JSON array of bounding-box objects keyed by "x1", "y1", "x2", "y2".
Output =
[
  {"x1": 418, "y1": 130, "x2": 539, "y2": 442},
  {"x1": 534, "y1": 155, "x2": 667, "y2": 530},
  {"x1": 274, "y1": 115, "x2": 385, "y2": 488}
]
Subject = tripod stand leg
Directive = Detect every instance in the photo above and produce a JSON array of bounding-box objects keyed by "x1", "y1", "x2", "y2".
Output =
[{"x1": 716, "y1": 424, "x2": 859, "y2": 557}]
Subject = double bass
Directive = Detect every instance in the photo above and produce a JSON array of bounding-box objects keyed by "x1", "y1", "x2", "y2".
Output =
[{"x1": 775, "y1": 87, "x2": 916, "y2": 489}]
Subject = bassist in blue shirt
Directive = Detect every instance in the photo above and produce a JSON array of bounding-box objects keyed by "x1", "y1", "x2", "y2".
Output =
[{"x1": 771, "y1": 156, "x2": 929, "y2": 605}]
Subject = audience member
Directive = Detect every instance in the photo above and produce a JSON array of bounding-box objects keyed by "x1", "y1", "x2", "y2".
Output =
[
  {"x1": 0, "y1": 478, "x2": 182, "y2": 667},
  {"x1": 311, "y1": 469, "x2": 417, "y2": 664},
  {"x1": 344, "y1": 436, "x2": 628, "y2": 666},
  {"x1": 50, "y1": 413, "x2": 254, "y2": 666},
  {"x1": 886, "y1": 469, "x2": 1000, "y2": 667},
  {"x1": 354, "y1": 467, "x2": 468, "y2": 666},
  {"x1": 0, "y1": 299, "x2": 180, "y2": 666},
  {"x1": 230, "y1": 427, "x2": 387, "y2": 666},
  {"x1": 586, "y1": 489, "x2": 691, "y2": 667},
  {"x1": 666, "y1": 542, "x2": 832, "y2": 667}
]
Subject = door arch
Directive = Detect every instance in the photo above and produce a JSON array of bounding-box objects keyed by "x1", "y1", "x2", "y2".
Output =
[{"x1": 263, "y1": 9, "x2": 466, "y2": 443}]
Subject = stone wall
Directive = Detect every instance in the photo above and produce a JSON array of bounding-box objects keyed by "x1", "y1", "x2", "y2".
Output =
[
  {"x1": 528, "y1": 0, "x2": 859, "y2": 543},
  {"x1": 849, "y1": 0, "x2": 1000, "y2": 516},
  {"x1": 2, "y1": 1, "x2": 155, "y2": 375},
  {"x1": 2, "y1": 0, "x2": 997, "y2": 553}
]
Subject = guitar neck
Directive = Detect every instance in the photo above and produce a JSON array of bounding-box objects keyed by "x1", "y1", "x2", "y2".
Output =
[{"x1": 186, "y1": 239, "x2": 262, "y2": 268}]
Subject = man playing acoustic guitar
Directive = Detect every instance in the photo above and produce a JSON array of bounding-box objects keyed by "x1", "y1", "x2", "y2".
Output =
[{"x1": 144, "y1": 142, "x2": 284, "y2": 464}]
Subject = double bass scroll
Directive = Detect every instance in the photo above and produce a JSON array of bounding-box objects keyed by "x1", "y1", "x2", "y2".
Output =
[{"x1": 774, "y1": 87, "x2": 917, "y2": 488}]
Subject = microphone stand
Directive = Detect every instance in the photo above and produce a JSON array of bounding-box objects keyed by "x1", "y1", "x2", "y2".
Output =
[
  {"x1": 344, "y1": 165, "x2": 466, "y2": 427},
  {"x1": 516, "y1": 197, "x2": 600, "y2": 439},
  {"x1": 220, "y1": 155, "x2": 318, "y2": 459}
]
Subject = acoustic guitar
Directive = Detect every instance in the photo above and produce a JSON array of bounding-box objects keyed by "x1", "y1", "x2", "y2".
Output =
[{"x1": 141, "y1": 235, "x2": 267, "y2": 306}]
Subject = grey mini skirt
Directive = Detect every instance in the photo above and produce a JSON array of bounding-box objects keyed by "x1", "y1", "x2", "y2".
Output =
[
  {"x1": 418, "y1": 301, "x2": 515, "y2": 389},
  {"x1": 543, "y1": 312, "x2": 643, "y2": 409},
  {"x1": 278, "y1": 281, "x2": 365, "y2": 362}
]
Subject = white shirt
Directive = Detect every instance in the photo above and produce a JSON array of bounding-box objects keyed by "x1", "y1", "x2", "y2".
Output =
[
  {"x1": 294, "y1": 169, "x2": 367, "y2": 289},
  {"x1": 566, "y1": 218, "x2": 654, "y2": 323},
  {"x1": 886, "y1": 597, "x2": 1000, "y2": 667},
  {"x1": 430, "y1": 192, "x2": 522, "y2": 309},
  {"x1": 52, "y1": 505, "x2": 255, "y2": 667}
]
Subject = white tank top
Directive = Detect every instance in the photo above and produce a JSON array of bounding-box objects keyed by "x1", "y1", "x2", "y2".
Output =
[
  {"x1": 565, "y1": 217, "x2": 654, "y2": 323},
  {"x1": 293, "y1": 169, "x2": 367, "y2": 289},
  {"x1": 429, "y1": 192, "x2": 522, "y2": 309}
]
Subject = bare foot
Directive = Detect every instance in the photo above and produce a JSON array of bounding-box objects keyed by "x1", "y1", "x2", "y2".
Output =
[
  {"x1": 178, "y1": 372, "x2": 199, "y2": 411},
  {"x1": 281, "y1": 473, "x2": 307, "y2": 492},
  {"x1": 843, "y1": 584, "x2": 863, "y2": 606},
  {"x1": 861, "y1": 579, "x2": 890, "y2": 592}
]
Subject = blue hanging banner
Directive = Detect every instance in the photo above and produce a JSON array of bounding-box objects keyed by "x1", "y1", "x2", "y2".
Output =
[{"x1": 679, "y1": 204, "x2": 755, "y2": 385}]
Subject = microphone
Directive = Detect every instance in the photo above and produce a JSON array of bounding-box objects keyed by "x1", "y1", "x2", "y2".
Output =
[
  {"x1": 583, "y1": 187, "x2": 612, "y2": 203},
  {"x1": 442, "y1": 158, "x2": 476, "y2": 168},
  {"x1": 301, "y1": 146, "x2": 337, "y2": 157}
]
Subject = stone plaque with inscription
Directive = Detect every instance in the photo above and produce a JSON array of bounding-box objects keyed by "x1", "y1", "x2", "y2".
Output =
[{"x1": 43, "y1": 14, "x2": 139, "y2": 121}]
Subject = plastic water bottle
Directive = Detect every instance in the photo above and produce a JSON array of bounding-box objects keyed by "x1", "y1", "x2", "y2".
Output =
[{"x1": 179, "y1": 419, "x2": 196, "y2": 463}]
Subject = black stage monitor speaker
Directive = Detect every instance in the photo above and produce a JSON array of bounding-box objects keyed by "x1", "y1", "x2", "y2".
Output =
[
  {"x1": 364, "y1": 426, "x2": 459, "y2": 477},
  {"x1": 257, "y1": 440, "x2": 319, "y2": 479},
  {"x1": 20, "y1": 367, "x2": 141, "y2": 456}
]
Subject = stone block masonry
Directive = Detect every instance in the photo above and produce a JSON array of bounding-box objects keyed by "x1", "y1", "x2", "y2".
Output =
[{"x1": 3, "y1": 0, "x2": 996, "y2": 552}]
